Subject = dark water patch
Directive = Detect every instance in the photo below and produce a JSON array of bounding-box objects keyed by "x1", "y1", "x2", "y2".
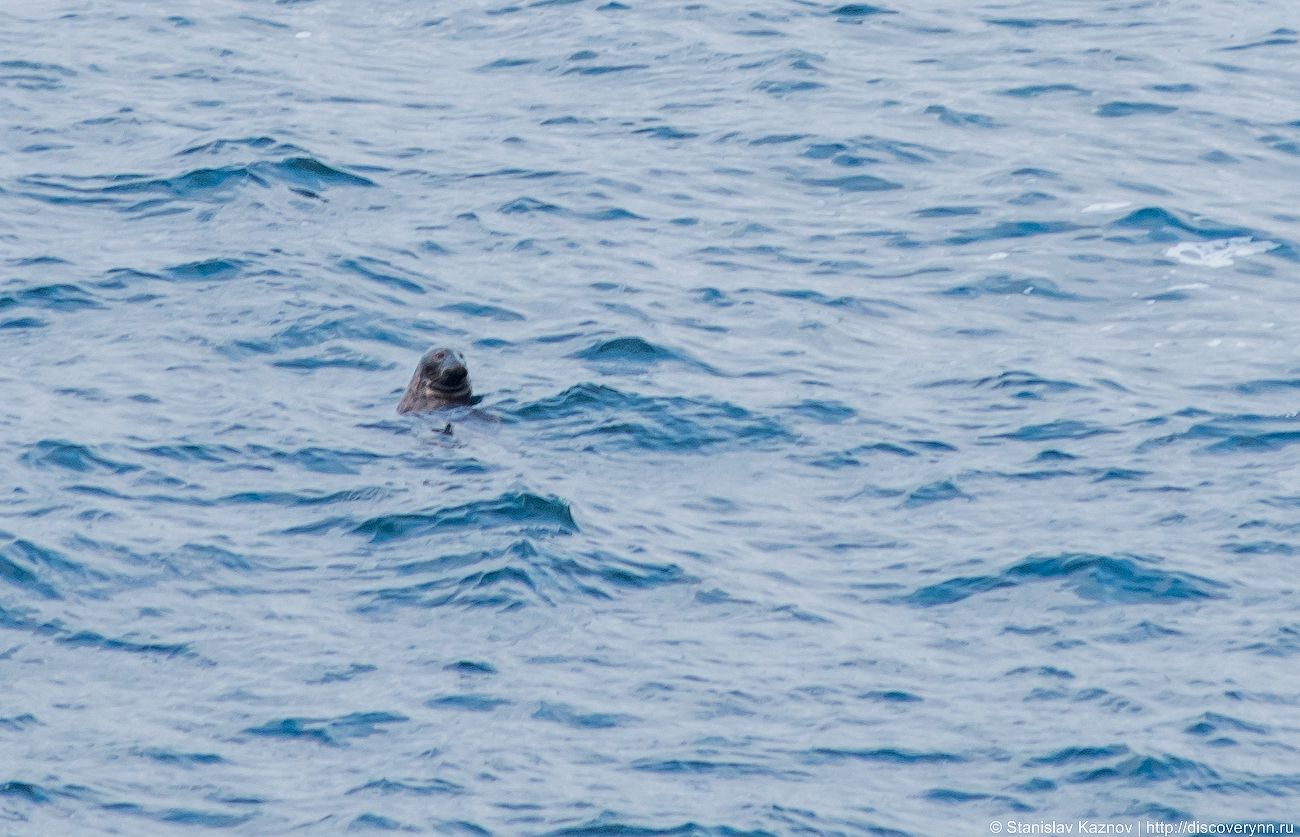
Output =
[
  {"x1": 696, "y1": 588, "x2": 755, "y2": 605},
  {"x1": 922, "y1": 370, "x2": 1085, "y2": 396},
  {"x1": 1140, "y1": 414, "x2": 1300, "y2": 454},
  {"x1": 1237, "y1": 625, "x2": 1300, "y2": 657},
  {"x1": 1097, "y1": 102, "x2": 1178, "y2": 117},
  {"x1": 499, "y1": 197, "x2": 642, "y2": 221},
  {"x1": 1007, "y1": 666, "x2": 1074, "y2": 679},
  {"x1": 916, "y1": 206, "x2": 980, "y2": 217},
  {"x1": 831, "y1": 4, "x2": 896, "y2": 17},
  {"x1": 19, "y1": 156, "x2": 370, "y2": 212},
  {"x1": 137, "y1": 748, "x2": 223, "y2": 766},
  {"x1": 1222, "y1": 540, "x2": 1297, "y2": 555},
  {"x1": 756, "y1": 80, "x2": 825, "y2": 96},
  {"x1": 248, "y1": 446, "x2": 383, "y2": 475},
  {"x1": 1097, "y1": 620, "x2": 1181, "y2": 644},
  {"x1": 220, "y1": 312, "x2": 431, "y2": 358},
  {"x1": 445, "y1": 660, "x2": 496, "y2": 673},
  {"x1": 366, "y1": 539, "x2": 689, "y2": 610},
  {"x1": 0, "y1": 316, "x2": 46, "y2": 329},
  {"x1": 1224, "y1": 37, "x2": 1297, "y2": 51},
  {"x1": 803, "y1": 747, "x2": 964, "y2": 764},
  {"x1": 925, "y1": 106, "x2": 1003, "y2": 128},
  {"x1": 1065, "y1": 754, "x2": 1221, "y2": 786},
  {"x1": 427, "y1": 694, "x2": 512, "y2": 711},
  {"x1": 0, "y1": 779, "x2": 54, "y2": 803},
  {"x1": 849, "y1": 137, "x2": 941, "y2": 164},
  {"x1": 851, "y1": 443, "x2": 915, "y2": 459},
  {"x1": 57, "y1": 630, "x2": 191, "y2": 657},
  {"x1": 859, "y1": 690, "x2": 922, "y2": 703},
  {"x1": 901, "y1": 553, "x2": 1227, "y2": 607},
  {"x1": 630, "y1": 759, "x2": 784, "y2": 777},
  {"x1": 465, "y1": 167, "x2": 564, "y2": 180},
  {"x1": 133, "y1": 443, "x2": 238, "y2": 463},
  {"x1": 995, "y1": 420, "x2": 1115, "y2": 441},
  {"x1": 281, "y1": 517, "x2": 354, "y2": 536},
  {"x1": 347, "y1": 778, "x2": 463, "y2": 796},
  {"x1": 583, "y1": 207, "x2": 644, "y2": 221},
  {"x1": 348, "y1": 813, "x2": 407, "y2": 831},
  {"x1": 0, "y1": 284, "x2": 102, "y2": 312},
  {"x1": 539, "y1": 820, "x2": 780, "y2": 837},
  {"x1": 1094, "y1": 468, "x2": 1147, "y2": 482},
  {"x1": 165, "y1": 259, "x2": 243, "y2": 281},
  {"x1": 310, "y1": 663, "x2": 377, "y2": 684},
  {"x1": 1001, "y1": 84, "x2": 1090, "y2": 97},
  {"x1": 754, "y1": 287, "x2": 907, "y2": 315},
  {"x1": 273, "y1": 350, "x2": 392, "y2": 371},
  {"x1": 481, "y1": 58, "x2": 538, "y2": 69},
  {"x1": 800, "y1": 174, "x2": 903, "y2": 192},
  {"x1": 534, "y1": 701, "x2": 636, "y2": 729},
  {"x1": 354, "y1": 493, "x2": 576, "y2": 543},
  {"x1": 633, "y1": 126, "x2": 699, "y2": 140},
  {"x1": 245, "y1": 712, "x2": 407, "y2": 745},
  {"x1": 178, "y1": 136, "x2": 283, "y2": 156},
  {"x1": 1026, "y1": 744, "x2": 1129, "y2": 766},
  {"x1": 750, "y1": 134, "x2": 808, "y2": 145},
  {"x1": 22, "y1": 440, "x2": 141, "y2": 474},
  {"x1": 337, "y1": 257, "x2": 427, "y2": 294},
  {"x1": 0, "y1": 544, "x2": 63, "y2": 600},
  {"x1": 243, "y1": 718, "x2": 334, "y2": 744},
  {"x1": 271, "y1": 157, "x2": 375, "y2": 188},
  {"x1": 500, "y1": 196, "x2": 564, "y2": 214},
  {"x1": 1185, "y1": 712, "x2": 1268, "y2": 737},
  {"x1": 1111, "y1": 206, "x2": 1266, "y2": 244},
  {"x1": 945, "y1": 221, "x2": 1084, "y2": 245},
  {"x1": 804, "y1": 143, "x2": 848, "y2": 159},
  {"x1": 786, "y1": 400, "x2": 855, "y2": 423},
  {"x1": 571, "y1": 337, "x2": 714, "y2": 372},
  {"x1": 941, "y1": 274, "x2": 1088, "y2": 300},
  {"x1": 1011, "y1": 167, "x2": 1058, "y2": 179},
  {"x1": 924, "y1": 789, "x2": 1032, "y2": 811},
  {"x1": 1009, "y1": 192, "x2": 1055, "y2": 206},
  {"x1": 505, "y1": 384, "x2": 790, "y2": 452},
  {"x1": 1231, "y1": 378, "x2": 1300, "y2": 395},
  {"x1": 900, "y1": 480, "x2": 968, "y2": 508},
  {"x1": 0, "y1": 714, "x2": 40, "y2": 732},
  {"x1": 987, "y1": 18, "x2": 1087, "y2": 28},
  {"x1": 220, "y1": 488, "x2": 393, "y2": 507},
  {"x1": 564, "y1": 64, "x2": 649, "y2": 75}
]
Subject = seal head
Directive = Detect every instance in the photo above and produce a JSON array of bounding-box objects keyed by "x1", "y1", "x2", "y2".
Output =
[{"x1": 398, "y1": 347, "x2": 473, "y2": 414}]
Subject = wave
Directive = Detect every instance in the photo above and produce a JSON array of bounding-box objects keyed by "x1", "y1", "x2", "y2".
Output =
[
  {"x1": 504, "y1": 383, "x2": 790, "y2": 451},
  {"x1": 899, "y1": 553, "x2": 1227, "y2": 607},
  {"x1": 16, "y1": 149, "x2": 375, "y2": 214}
]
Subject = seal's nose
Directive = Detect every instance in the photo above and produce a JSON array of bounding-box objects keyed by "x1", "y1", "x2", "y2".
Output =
[{"x1": 442, "y1": 366, "x2": 467, "y2": 386}]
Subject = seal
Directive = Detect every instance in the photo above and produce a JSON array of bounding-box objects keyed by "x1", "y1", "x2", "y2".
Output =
[{"x1": 398, "y1": 347, "x2": 473, "y2": 414}]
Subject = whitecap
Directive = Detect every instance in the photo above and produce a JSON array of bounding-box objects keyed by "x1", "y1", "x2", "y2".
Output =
[
  {"x1": 1082, "y1": 201, "x2": 1132, "y2": 213},
  {"x1": 1164, "y1": 237, "x2": 1278, "y2": 267}
]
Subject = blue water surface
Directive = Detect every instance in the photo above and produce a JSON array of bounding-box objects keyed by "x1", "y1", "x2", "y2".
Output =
[{"x1": 3, "y1": 0, "x2": 1300, "y2": 834}]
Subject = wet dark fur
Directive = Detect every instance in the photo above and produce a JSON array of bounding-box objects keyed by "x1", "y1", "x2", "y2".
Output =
[{"x1": 398, "y1": 347, "x2": 473, "y2": 414}]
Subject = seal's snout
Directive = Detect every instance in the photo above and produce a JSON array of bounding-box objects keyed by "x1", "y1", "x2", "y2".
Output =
[{"x1": 397, "y1": 346, "x2": 474, "y2": 414}]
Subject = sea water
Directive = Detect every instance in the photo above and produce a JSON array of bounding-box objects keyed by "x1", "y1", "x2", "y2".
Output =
[{"x1": 2, "y1": 0, "x2": 1300, "y2": 834}]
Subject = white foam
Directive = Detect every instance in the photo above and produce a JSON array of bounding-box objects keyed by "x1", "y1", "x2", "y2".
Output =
[
  {"x1": 1164, "y1": 237, "x2": 1278, "y2": 267},
  {"x1": 1082, "y1": 201, "x2": 1132, "y2": 213}
]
